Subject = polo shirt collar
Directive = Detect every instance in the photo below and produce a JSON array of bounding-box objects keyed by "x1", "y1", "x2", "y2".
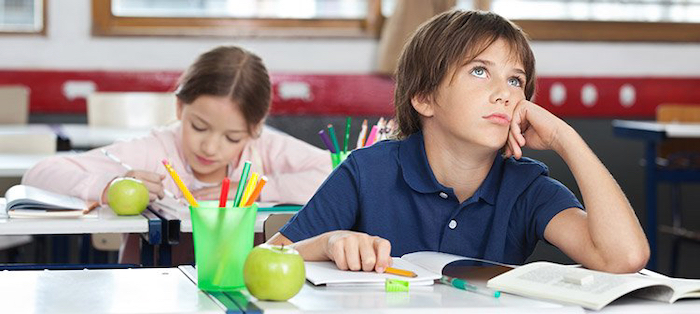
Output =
[{"x1": 398, "y1": 131, "x2": 502, "y2": 205}]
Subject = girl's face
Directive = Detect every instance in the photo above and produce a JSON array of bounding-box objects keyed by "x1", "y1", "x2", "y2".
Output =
[
  {"x1": 177, "y1": 95, "x2": 252, "y2": 183},
  {"x1": 419, "y1": 39, "x2": 527, "y2": 151}
]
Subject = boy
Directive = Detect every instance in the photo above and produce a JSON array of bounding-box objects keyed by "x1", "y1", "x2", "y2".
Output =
[{"x1": 268, "y1": 10, "x2": 649, "y2": 274}]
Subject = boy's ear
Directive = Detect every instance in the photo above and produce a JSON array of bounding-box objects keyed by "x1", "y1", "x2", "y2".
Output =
[
  {"x1": 176, "y1": 99, "x2": 185, "y2": 120},
  {"x1": 411, "y1": 93, "x2": 435, "y2": 117}
]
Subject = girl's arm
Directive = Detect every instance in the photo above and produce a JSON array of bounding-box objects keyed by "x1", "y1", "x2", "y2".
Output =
[{"x1": 507, "y1": 100, "x2": 649, "y2": 273}]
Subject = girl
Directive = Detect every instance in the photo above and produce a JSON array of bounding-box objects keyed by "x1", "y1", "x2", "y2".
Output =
[
  {"x1": 23, "y1": 46, "x2": 332, "y2": 264},
  {"x1": 267, "y1": 10, "x2": 650, "y2": 274}
]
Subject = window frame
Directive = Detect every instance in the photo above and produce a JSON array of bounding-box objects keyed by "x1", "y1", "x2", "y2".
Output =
[
  {"x1": 0, "y1": 0, "x2": 47, "y2": 36},
  {"x1": 476, "y1": 0, "x2": 700, "y2": 42},
  {"x1": 92, "y1": 0, "x2": 383, "y2": 38}
]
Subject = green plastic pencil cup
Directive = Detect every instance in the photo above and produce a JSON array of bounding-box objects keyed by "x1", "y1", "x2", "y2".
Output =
[
  {"x1": 190, "y1": 200, "x2": 258, "y2": 291},
  {"x1": 330, "y1": 151, "x2": 350, "y2": 168}
]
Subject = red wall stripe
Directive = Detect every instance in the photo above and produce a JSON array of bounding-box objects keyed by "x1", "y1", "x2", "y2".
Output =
[{"x1": 1, "y1": 70, "x2": 699, "y2": 118}]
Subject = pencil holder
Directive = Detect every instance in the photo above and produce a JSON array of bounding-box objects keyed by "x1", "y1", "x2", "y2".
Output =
[
  {"x1": 330, "y1": 151, "x2": 350, "y2": 168},
  {"x1": 190, "y1": 200, "x2": 258, "y2": 291}
]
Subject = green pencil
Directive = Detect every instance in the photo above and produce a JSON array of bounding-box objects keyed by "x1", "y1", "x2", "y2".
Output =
[
  {"x1": 343, "y1": 117, "x2": 351, "y2": 153},
  {"x1": 233, "y1": 161, "x2": 251, "y2": 207},
  {"x1": 328, "y1": 124, "x2": 341, "y2": 154}
]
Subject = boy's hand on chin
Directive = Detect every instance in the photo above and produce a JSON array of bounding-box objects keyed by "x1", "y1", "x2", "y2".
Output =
[{"x1": 505, "y1": 99, "x2": 568, "y2": 159}]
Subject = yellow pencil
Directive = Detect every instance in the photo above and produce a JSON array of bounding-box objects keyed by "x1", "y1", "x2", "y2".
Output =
[
  {"x1": 244, "y1": 176, "x2": 267, "y2": 207},
  {"x1": 162, "y1": 159, "x2": 198, "y2": 207},
  {"x1": 384, "y1": 267, "x2": 417, "y2": 278},
  {"x1": 239, "y1": 172, "x2": 259, "y2": 207}
]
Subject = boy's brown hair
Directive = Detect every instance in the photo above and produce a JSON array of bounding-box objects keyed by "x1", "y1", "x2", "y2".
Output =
[
  {"x1": 394, "y1": 10, "x2": 536, "y2": 138},
  {"x1": 176, "y1": 46, "x2": 271, "y2": 136}
]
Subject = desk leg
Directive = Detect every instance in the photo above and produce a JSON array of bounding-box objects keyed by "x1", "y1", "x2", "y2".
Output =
[
  {"x1": 140, "y1": 237, "x2": 154, "y2": 267},
  {"x1": 645, "y1": 142, "x2": 658, "y2": 270}
]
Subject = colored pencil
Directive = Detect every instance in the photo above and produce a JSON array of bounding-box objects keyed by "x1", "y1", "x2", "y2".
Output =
[
  {"x1": 356, "y1": 119, "x2": 368, "y2": 149},
  {"x1": 244, "y1": 176, "x2": 268, "y2": 207},
  {"x1": 343, "y1": 116, "x2": 351, "y2": 153},
  {"x1": 327, "y1": 124, "x2": 341, "y2": 154},
  {"x1": 233, "y1": 161, "x2": 251, "y2": 207},
  {"x1": 318, "y1": 129, "x2": 336, "y2": 153},
  {"x1": 239, "y1": 172, "x2": 259, "y2": 207},
  {"x1": 218, "y1": 178, "x2": 230, "y2": 208},
  {"x1": 162, "y1": 159, "x2": 198, "y2": 207}
]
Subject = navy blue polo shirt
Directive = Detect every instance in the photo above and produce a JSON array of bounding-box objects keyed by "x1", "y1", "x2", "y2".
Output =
[{"x1": 280, "y1": 131, "x2": 582, "y2": 265}]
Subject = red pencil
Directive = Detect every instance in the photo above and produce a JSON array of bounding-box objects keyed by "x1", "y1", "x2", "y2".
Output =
[{"x1": 219, "y1": 177, "x2": 230, "y2": 207}]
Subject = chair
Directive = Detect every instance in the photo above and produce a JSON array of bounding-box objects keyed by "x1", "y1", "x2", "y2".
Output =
[
  {"x1": 0, "y1": 85, "x2": 30, "y2": 124},
  {"x1": 87, "y1": 92, "x2": 177, "y2": 128},
  {"x1": 263, "y1": 213, "x2": 295, "y2": 242},
  {"x1": 656, "y1": 104, "x2": 700, "y2": 276}
]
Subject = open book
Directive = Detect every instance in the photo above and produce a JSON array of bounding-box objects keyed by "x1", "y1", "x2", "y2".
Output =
[
  {"x1": 305, "y1": 251, "x2": 510, "y2": 287},
  {"x1": 487, "y1": 261, "x2": 700, "y2": 310},
  {"x1": 2, "y1": 185, "x2": 99, "y2": 218}
]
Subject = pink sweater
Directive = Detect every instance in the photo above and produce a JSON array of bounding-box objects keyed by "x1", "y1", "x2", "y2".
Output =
[{"x1": 22, "y1": 123, "x2": 332, "y2": 205}]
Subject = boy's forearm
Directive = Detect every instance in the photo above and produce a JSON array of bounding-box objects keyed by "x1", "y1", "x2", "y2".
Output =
[
  {"x1": 266, "y1": 232, "x2": 330, "y2": 261},
  {"x1": 553, "y1": 126, "x2": 649, "y2": 269}
]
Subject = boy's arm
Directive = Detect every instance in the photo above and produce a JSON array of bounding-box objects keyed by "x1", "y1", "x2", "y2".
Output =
[{"x1": 508, "y1": 100, "x2": 649, "y2": 273}]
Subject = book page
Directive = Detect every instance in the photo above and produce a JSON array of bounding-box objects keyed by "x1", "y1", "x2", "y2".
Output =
[
  {"x1": 401, "y1": 251, "x2": 514, "y2": 275},
  {"x1": 305, "y1": 257, "x2": 441, "y2": 287},
  {"x1": 632, "y1": 275, "x2": 700, "y2": 303},
  {"x1": 487, "y1": 261, "x2": 662, "y2": 310},
  {"x1": 5, "y1": 185, "x2": 88, "y2": 211}
]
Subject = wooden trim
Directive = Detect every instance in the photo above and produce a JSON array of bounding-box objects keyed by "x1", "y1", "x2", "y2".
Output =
[
  {"x1": 0, "y1": 0, "x2": 47, "y2": 36},
  {"x1": 514, "y1": 19, "x2": 700, "y2": 42},
  {"x1": 92, "y1": 0, "x2": 381, "y2": 38}
]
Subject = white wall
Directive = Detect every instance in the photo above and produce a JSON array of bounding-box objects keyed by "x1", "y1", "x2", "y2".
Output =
[{"x1": 1, "y1": 0, "x2": 699, "y2": 76}]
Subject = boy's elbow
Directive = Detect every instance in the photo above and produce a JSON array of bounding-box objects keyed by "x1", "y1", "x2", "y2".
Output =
[{"x1": 606, "y1": 244, "x2": 650, "y2": 273}]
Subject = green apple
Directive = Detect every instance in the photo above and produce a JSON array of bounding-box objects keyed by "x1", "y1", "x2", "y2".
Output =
[
  {"x1": 243, "y1": 243, "x2": 305, "y2": 301},
  {"x1": 107, "y1": 177, "x2": 149, "y2": 215}
]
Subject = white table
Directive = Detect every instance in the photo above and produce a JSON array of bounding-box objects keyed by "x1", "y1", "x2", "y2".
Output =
[
  {"x1": 178, "y1": 265, "x2": 700, "y2": 314},
  {"x1": 0, "y1": 205, "x2": 148, "y2": 235},
  {"x1": 0, "y1": 267, "x2": 223, "y2": 314},
  {"x1": 0, "y1": 123, "x2": 152, "y2": 149}
]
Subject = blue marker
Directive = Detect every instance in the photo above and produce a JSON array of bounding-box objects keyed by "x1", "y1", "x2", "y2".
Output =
[{"x1": 440, "y1": 275, "x2": 501, "y2": 298}]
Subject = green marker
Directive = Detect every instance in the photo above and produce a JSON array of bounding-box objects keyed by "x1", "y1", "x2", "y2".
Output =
[
  {"x1": 343, "y1": 116, "x2": 351, "y2": 153},
  {"x1": 233, "y1": 161, "x2": 251, "y2": 207},
  {"x1": 440, "y1": 275, "x2": 501, "y2": 298},
  {"x1": 327, "y1": 124, "x2": 341, "y2": 154}
]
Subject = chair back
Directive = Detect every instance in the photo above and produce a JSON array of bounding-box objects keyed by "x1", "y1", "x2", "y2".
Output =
[
  {"x1": 263, "y1": 213, "x2": 295, "y2": 242},
  {"x1": 0, "y1": 132, "x2": 56, "y2": 154},
  {"x1": 0, "y1": 85, "x2": 30, "y2": 124},
  {"x1": 657, "y1": 104, "x2": 700, "y2": 165},
  {"x1": 87, "y1": 92, "x2": 177, "y2": 128}
]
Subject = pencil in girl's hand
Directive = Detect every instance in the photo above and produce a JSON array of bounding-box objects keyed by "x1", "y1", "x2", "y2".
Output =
[
  {"x1": 218, "y1": 178, "x2": 230, "y2": 208},
  {"x1": 244, "y1": 176, "x2": 268, "y2": 207},
  {"x1": 318, "y1": 130, "x2": 335, "y2": 153},
  {"x1": 343, "y1": 116, "x2": 351, "y2": 153},
  {"x1": 233, "y1": 161, "x2": 252, "y2": 207},
  {"x1": 162, "y1": 159, "x2": 198, "y2": 207},
  {"x1": 327, "y1": 124, "x2": 341, "y2": 154},
  {"x1": 365, "y1": 125, "x2": 378, "y2": 147},
  {"x1": 356, "y1": 119, "x2": 368, "y2": 149},
  {"x1": 239, "y1": 172, "x2": 259, "y2": 207}
]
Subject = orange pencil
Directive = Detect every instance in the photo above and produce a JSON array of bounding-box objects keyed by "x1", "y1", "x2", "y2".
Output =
[
  {"x1": 239, "y1": 172, "x2": 259, "y2": 207},
  {"x1": 243, "y1": 176, "x2": 268, "y2": 207},
  {"x1": 384, "y1": 267, "x2": 417, "y2": 278}
]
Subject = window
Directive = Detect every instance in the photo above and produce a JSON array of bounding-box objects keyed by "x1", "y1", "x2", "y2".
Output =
[
  {"x1": 471, "y1": 0, "x2": 700, "y2": 41},
  {"x1": 92, "y1": 0, "x2": 383, "y2": 37},
  {"x1": 0, "y1": 0, "x2": 45, "y2": 35}
]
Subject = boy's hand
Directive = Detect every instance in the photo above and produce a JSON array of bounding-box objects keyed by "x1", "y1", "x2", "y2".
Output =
[
  {"x1": 505, "y1": 99, "x2": 569, "y2": 159},
  {"x1": 192, "y1": 181, "x2": 238, "y2": 201},
  {"x1": 323, "y1": 230, "x2": 393, "y2": 273}
]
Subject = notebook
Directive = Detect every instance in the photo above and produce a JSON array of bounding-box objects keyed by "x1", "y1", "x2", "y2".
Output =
[
  {"x1": 2, "y1": 185, "x2": 99, "y2": 218},
  {"x1": 304, "y1": 251, "x2": 509, "y2": 287}
]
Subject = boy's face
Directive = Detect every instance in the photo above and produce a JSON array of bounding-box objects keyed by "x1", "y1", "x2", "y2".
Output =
[
  {"x1": 177, "y1": 95, "x2": 251, "y2": 183},
  {"x1": 421, "y1": 38, "x2": 527, "y2": 151}
]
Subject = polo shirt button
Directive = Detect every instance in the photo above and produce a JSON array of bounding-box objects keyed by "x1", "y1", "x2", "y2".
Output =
[
  {"x1": 448, "y1": 220, "x2": 457, "y2": 229},
  {"x1": 439, "y1": 192, "x2": 448, "y2": 199}
]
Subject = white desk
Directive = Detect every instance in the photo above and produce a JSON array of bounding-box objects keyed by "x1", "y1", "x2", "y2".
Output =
[
  {"x1": 0, "y1": 205, "x2": 148, "y2": 235},
  {"x1": 0, "y1": 123, "x2": 152, "y2": 149},
  {"x1": 0, "y1": 267, "x2": 223, "y2": 314}
]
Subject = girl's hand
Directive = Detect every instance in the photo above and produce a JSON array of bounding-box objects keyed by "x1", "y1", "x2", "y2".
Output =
[
  {"x1": 505, "y1": 99, "x2": 568, "y2": 159},
  {"x1": 192, "y1": 181, "x2": 238, "y2": 201}
]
